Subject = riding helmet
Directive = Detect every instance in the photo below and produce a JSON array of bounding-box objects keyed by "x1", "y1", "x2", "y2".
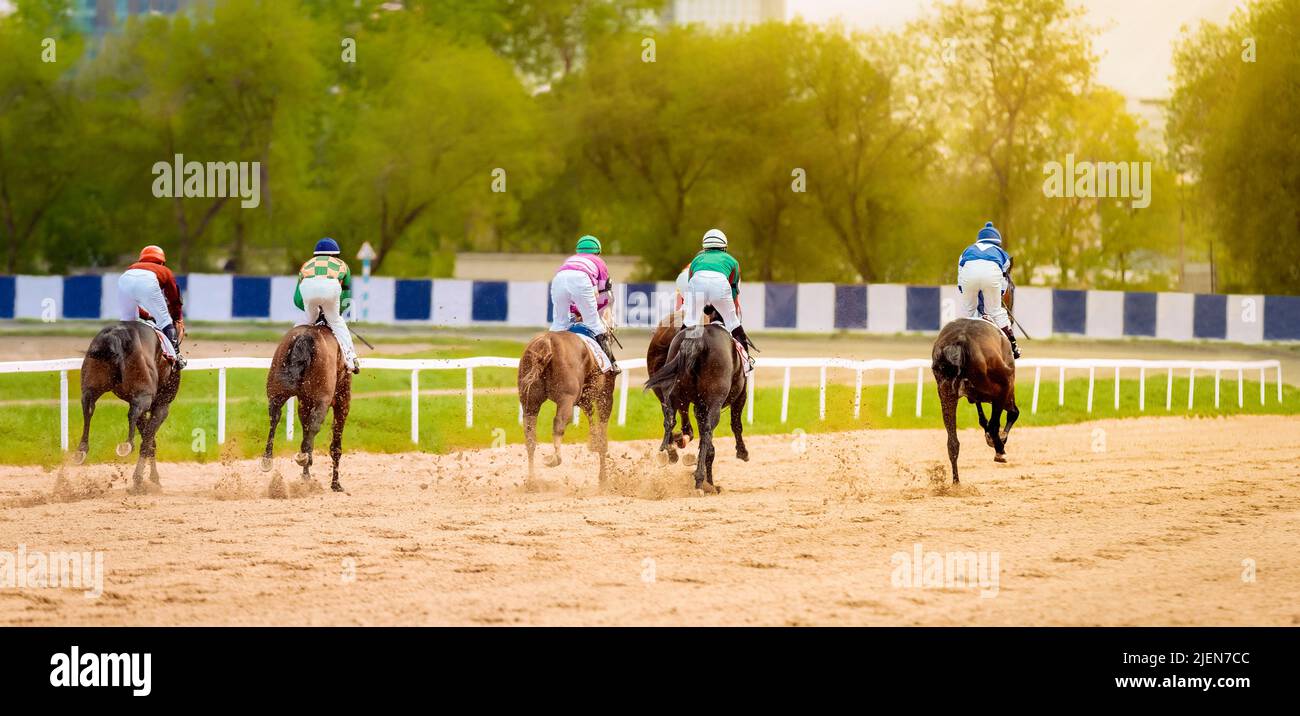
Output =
[
  {"x1": 139, "y1": 245, "x2": 166, "y2": 264},
  {"x1": 702, "y1": 228, "x2": 728, "y2": 250},
  {"x1": 314, "y1": 237, "x2": 342, "y2": 255},
  {"x1": 977, "y1": 222, "x2": 1002, "y2": 245},
  {"x1": 575, "y1": 235, "x2": 602, "y2": 254}
]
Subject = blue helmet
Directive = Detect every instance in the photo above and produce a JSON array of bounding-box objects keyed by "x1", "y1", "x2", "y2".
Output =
[
  {"x1": 977, "y1": 222, "x2": 1002, "y2": 245},
  {"x1": 314, "y1": 237, "x2": 341, "y2": 255}
]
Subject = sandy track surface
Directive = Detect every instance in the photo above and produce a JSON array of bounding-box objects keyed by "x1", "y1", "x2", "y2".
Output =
[{"x1": 1, "y1": 415, "x2": 1297, "y2": 626}]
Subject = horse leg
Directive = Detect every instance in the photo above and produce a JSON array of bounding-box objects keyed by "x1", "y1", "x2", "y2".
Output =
[
  {"x1": 144, "y1": 399, "x2": 171, "y2": 486},
  {"x1": 595, "y1": 385, "x2": 613, "y2": 486},
  {"x1": 938, "y1": 381, "x2": 961, "y2": 483},
  {"x1": 297, "y1": 401, "x2": 326, "y2": 480},
  {"x1": 988, "y1": 403, "x2": 1007, "y2": 462},
  {"x1": 730, "y1": 390, "x2": 749, "y2": 462},
  {"x1": 694, "y1": 400, "x2": 721, "y2": 494},
  {"x1": 329, "y1": 395, "x2": 349, "y2": 492},
  {"x1": 119, "y1": 393, "x2": 152, "y2": 458},
  {"x1": 261, "y1": 396, "x2": 286, "y2": 472},
  {"x1": 523, "y1": 405, "x2": 540, "y2": 480},
  {"x1": 545, "y1": 397, "x2": 575, "y2": 468},
  {"x1": 656, "y1": 392, "x2": 679, "y2": 464},
  {"x1": 74, "y1": 388, "x2": 104, "y2": 465},
  {"x1": 1001, "y1": 392, "x2": 1020, "y2": 444},
  {"x1": 976, "y1": 402, "x2": 996, "y2": 448}
]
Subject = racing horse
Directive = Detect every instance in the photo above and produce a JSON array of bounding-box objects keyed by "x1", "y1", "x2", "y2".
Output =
[
  {"x1": 517, "y1": 321, "x2": 618, "y2": 485},
  {"x1": 644, "y1": 323, "x2": 748, "y2": 494},
  {"x1": 931, "y1": 275, "x2": 1020, "y2": 483},
  {"x1": 261, "y1": 323, "x2": 352, "y2": 491},
  {"x1": 75, "y1": 321, "x2": 182, "y2": 494}
]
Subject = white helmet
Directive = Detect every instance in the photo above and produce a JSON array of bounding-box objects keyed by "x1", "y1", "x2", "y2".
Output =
[{"x1": 702, "y1": 228, "x2": 728, "y2": 249}]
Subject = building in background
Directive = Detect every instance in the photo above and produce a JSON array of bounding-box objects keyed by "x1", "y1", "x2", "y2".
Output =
[
  {"x1": 662, "y1": 0, "x2": 786, "y2": 27},
  {"x1": 70, "y1": 0, "x2": 188, "y2": 35}
]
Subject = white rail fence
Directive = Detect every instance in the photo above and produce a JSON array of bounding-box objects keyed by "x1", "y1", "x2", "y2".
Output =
[{"x1": 0, "y1": 356, "x2": 1285, "y2": 452}]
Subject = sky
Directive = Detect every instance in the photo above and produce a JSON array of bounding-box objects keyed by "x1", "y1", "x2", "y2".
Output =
[{"x1": 787, "y1": 0, "x2": 1243, "y2": 98}]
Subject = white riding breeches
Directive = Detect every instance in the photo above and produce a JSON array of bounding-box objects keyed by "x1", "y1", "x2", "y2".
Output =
[
  {"x1": 958, "y1": 259, "x2": 1010, "y2": 330},
  {"x1": 118, "y1": 269, "x2": 178, "y2": 360},
  {"x1": 683, "y1": 270, "x2": 740, "y2": 331},
  {"x1": 295, "y1": 276, "x2": 358, "y2": 369},
  {"x1": 549, "y1": 269, "x2": 605, "y2": 335}
]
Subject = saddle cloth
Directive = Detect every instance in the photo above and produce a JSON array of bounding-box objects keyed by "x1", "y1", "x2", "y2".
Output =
[
  {"x1": 689, "y1": 324, "x2": 753, "y2": 374},
  {"x1": 137, "y1": 319, "x2": 178, "y2": 364},
  {"x1": 569, "y1": 329, "x2": 614, "y2": 373}
]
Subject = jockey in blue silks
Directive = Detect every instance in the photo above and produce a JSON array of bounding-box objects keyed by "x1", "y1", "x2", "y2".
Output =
[{"x1": 957, "y1": 221, "x2": 1020, "y2": 358}]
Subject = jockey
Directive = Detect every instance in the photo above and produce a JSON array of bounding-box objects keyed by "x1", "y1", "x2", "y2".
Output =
[
  {"x1": 958, "y1": 221, "x2": 1020, "y2": 359},
  {"x1": 550, "y1": 234, "x2": 618, "y2": 373},
  {"x1": 293, "y1": 238, "x2": 360, "y2": 374},
  {"x1": 117, "y1": 245, "x2": 185, "y2": 369},
  {"x1": 683, "y1": 228, "x2": 756, "y2": 368}
]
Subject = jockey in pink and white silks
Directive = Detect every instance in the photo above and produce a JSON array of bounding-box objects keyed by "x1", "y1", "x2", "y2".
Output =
[
  {"x1": 550, "y1": 234, "x2": 619, "y2": 372},
  {"x1": 957, "y1": 221, "x2": 1020, "y2": 358}
]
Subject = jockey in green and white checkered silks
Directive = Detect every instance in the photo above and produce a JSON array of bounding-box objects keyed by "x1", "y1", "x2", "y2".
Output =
[{"x1": 294, "y1": 237, "x2": 360, "y2": 373}]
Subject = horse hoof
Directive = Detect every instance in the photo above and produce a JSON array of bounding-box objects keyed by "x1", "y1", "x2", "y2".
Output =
[
  {"x1": 984, "y1": 434, "x2": 995, "y2": 448},
  {"x1": 682, "y1": 453, "x2": 696, "y2": 467},
  {"x1": 694, "y1": 482, "x2": 718, "y2": 495},
  {"x1": 674, "y1": 434, "x2": 691, "y2": 449},
  {"x1": 259, "y1": 456, "x2": 274, "y2": 473},
  {"x1": 994, "y1": 453, "x2": 1007, "y2": 463},
  {"x1": 331, "y1": 482, "x2": 344, "y2": 493},
  {"x1": 736, "y1": 450, "x2": 749, "y2": 462},
  {"x1": 294, "y1": 452, "x2": 310, "y2": 466},
  {"x1": 544, "y1": 455, "x2": 561, "y2": 468},
  {"x1": 115, "y1": 442, "x2": 133, "y2": 457},
  {"x1": 72, "y1": 450, "x2": 87, "y2": 466}
]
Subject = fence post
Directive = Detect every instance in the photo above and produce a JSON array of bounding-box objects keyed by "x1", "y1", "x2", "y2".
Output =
[
  {"x1": 1259, "y1": 367, "x2": 1266, "y2": 405},
  {"x1": 914, "y1": 366, "x2": 924, "y2": 418},
  {"x1": 1113, "y1": 366, "x2": 1120, "y2": 410},
  {"x1": 1032, "y1": 366, "x2": 1041, "y2": 414},
  {"x1": 465, "y1": 367, "x2": 474, "y2": 428},
  {"x1": 747, "y1": 370, "x2": 754, "y2": 425},
  {"x1": 217, "y1": 367, "x2": 227, "y2": 445},
  {"x1": 1058, "y1": 366, "x2": 1065, "y2": 406},
  {"x1": 1086, "y1": 367, "x2": 1095, "y2": 413},
  {"x1": 410, "y1": 369, "x2": 419, "y2": 444},
  {"x1": 1214, "y1": 369, "x2": 1221, "y2": 409},
  {"x1": 780, "y1": 366, "x2": 791, "y2": 424},
  {"x1": 886, "y1": 368, "x2": 896, "y2": 417},
  {"x1": 1188, "y1": 368, "x2": 1195, "y2": 410},
  {"x1": 1139, "y1": 367, "x2": 1145, "y2": 411},
  {"x1": 617, "y1": 367, "x2": 629, "y2": 426},
  {"x1": 1166, "y1": 367, "x2": 1173, "y2": 411},
  {"x1": 1278, "y1": 365, "x2": 1283, "y2": 403},
  {"x1": 818, "y1": 366, "x2": 826, "y2": 421},
  {"x1": 1237, "y1": 368, "x2": 1243, "y2": 408},
  {"x1": 853, "y1": 369, "x2": 863, "y2": 420},
  {"x1": 60, "y1": 370, "x2": 69, "y2": 452}
]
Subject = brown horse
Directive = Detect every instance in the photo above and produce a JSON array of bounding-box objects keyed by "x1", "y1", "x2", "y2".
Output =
[
  {"x1": 647, "y1": 310, "x2": 695, "y2": 450},
  {"x1": 261, "y1": 324, "x2": 352, "y2": 491},
  {"x1": 931, "y1": 318, "x2": 1020, "y2": 483},
  {"x1": 644, "y1": 323, "x2": 748, "y2": 493},
  {"x1": 75, "y1": 321, "x2": 181, "y2": 494},
  {"x1": 517, "y1": 330, "x2": 616, "y2": 484}
]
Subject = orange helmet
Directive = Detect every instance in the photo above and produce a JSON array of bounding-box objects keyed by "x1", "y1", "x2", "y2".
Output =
[{"x1": 139, "y1": 245, "x2": 166, "y2": 264}]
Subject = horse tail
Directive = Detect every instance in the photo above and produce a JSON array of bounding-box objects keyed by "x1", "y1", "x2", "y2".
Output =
[
  {"x1": 644, "y1": 326, "x2": 707, "y2": 394},
  {"x1": 87, "y1": 326, "x2": 132, "y2": 378},
  {"x1": 518, "y1": 335, "x2": 553, "y2": 397},
  {"x1": 280, "y1": 330, "x2": 317, "y2": 391},
  {"x1": 935, "y1": 340, "x2": 966, "y2": 381}
]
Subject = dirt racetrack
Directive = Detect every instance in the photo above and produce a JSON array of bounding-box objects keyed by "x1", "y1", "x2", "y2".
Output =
[{"x1": 1, "y1": 414, "x2": 1297, "y2": 626}]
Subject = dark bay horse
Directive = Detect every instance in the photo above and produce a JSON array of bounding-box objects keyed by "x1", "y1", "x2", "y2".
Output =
[
  {"x1": 261, "y1": 324, "x2": 352, "y2": 491},
  {"x1": 647, "y1": 310, "x2": 694, "y2": 450},
  {"x1": 931, "y1": 318, "x2": 1020, "y2": 483},
  {"x1": 644, "y1": 323, "x2": 748, "y2": 493},
  {"x1": 517, "y1": 330, "x2": 617, "y2": 484},
  {"x1": 76, "y1": 321, "x2": 181, "y2": 494}
]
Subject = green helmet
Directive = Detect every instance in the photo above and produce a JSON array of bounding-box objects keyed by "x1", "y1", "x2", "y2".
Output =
[{"x1": 575, "y1": 235, "x2": 602, "y2": 254}]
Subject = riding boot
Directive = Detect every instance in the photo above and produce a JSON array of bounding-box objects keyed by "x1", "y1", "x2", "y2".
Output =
[
  {"x1": 1001, "y1": 325, "x2": 1021, "y2": 359},
  {"x1": 597, "y1": 333, "x2": 621, "y2": 375},
  {"x1": 162, "y1": 324, "x2": 186, "y2": 370},
  {"x1": 730, "y1": 326, "x2": 757, "y2": 371}
]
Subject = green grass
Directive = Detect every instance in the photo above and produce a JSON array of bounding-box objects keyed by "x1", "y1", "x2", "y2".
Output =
[{"x1": 1, "y1": 360, "x2": 1296, "y2": 466}]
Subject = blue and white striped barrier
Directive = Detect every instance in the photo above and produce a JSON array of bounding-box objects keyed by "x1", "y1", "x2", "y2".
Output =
[{"x1": 1, "y1": 273, "x2": 1298, "y2": 342}]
